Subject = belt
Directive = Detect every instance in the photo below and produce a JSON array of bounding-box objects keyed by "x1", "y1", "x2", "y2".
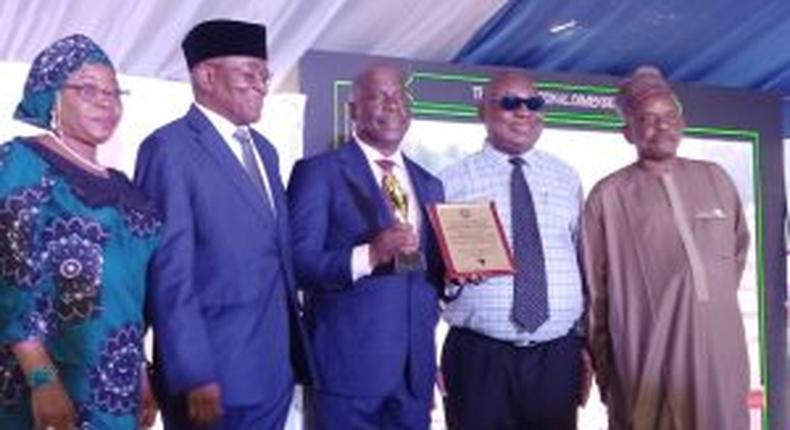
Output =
[{"x1": 452, "y1": 326, "x2": 571, "y2": 349}]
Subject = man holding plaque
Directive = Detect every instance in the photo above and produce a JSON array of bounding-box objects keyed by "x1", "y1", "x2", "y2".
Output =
[
  {"x1": 287, "y1": 64, "x2": 445, "y2": 429},
  {"x1": 582, "y1": 66, "x2": 750, "y2": 429},
  {"x1": 438, "y1": 71, "x2": 588, "y2": 430}
]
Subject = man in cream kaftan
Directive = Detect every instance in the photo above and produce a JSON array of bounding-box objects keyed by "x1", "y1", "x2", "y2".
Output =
[{"x1": 582, "y1": 66, "x2": 750, "y2": 430}]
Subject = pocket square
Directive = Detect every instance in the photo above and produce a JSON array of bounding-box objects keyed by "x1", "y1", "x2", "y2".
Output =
[{"x1": 695, "y1": 208, "x2": 727, "y2": 219}]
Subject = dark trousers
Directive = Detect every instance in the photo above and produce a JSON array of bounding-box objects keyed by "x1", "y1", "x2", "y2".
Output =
[
  {"x1": 441, "y1": 328, "x2": 582, "y2": 430},
  {"x1": 307, "y1": 381, "x2": 431, "y2": 430}
]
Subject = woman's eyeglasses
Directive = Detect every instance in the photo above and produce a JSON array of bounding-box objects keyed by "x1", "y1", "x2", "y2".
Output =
[{"x1": 62, "y1": 84, "x2": 129, "y2": 103}]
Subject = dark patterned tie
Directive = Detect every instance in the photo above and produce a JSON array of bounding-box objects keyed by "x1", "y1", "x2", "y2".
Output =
[
  {"x1": 234, "y1": 127, "x2": 274, "y2": 215},
  {"x1": 510, "y1": 157, "x2": 548, "y2": 332}
]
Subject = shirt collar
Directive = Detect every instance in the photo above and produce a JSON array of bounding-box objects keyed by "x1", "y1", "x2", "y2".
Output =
[
  {"x1": 483, "y1": 140, "x2": 539, "y2": 168},
  {"x1": 194, "y1": 102, "x2": 246, "y2": 139},
  {"x1": 354, "y1": 134, "x2": 406, "y2": 170}
]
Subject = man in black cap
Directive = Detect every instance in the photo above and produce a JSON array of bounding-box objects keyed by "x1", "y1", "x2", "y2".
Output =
[{"x1": 135, "y1": 19, "x2": 312, "y2": 429}]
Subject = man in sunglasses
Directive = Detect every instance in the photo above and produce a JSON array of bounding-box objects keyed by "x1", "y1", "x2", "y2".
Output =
[{"x1": 438, "y1": 71, "x2": 589, "y2": 429}]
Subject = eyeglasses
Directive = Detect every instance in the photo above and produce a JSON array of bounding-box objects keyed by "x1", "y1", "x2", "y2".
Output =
[
  {"x1": 492, "y1": 95, "x2": 545, "y2": 112},
  {"x1": 62, "y1": 84, "x2": 128, "y2": 103},
  {"x1": 217, "y1": 65, "x2": 272, "y2": 88},
  {"x1": 634, "y1": 112, "x2": 682, "y2": 127},
  {"x1": 232, "y1": 70, "x2": 272, "y2": 88}
]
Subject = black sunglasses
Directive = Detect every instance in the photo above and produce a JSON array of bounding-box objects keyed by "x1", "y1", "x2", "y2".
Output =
[{"x1": 494, "y1": 95, "x2": 545, "y2": 112}]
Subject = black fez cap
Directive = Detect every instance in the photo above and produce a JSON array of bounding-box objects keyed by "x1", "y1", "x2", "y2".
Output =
[{"x1": 182, "y1": 19, "x2": 267, "y2": 69}]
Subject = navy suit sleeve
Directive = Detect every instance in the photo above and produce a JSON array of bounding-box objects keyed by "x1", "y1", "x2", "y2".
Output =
[
  {"x1": 134, "y1": 134, "x2": 217, "y2": 395},
  {"x1": 287, "y1": 158, "x2": 355, "y2": 291}
]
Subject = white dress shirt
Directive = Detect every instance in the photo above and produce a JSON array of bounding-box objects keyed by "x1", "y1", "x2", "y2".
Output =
[
  {"x1": 194, "y1": 103, "x2": 275, "y2": 210},
  {"x1": 439, "y1": 142, "x2": 584, "y2": 345}
]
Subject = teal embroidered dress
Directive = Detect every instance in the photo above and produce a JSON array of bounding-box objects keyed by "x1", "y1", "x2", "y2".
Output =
[{"x1": 0, "y1": 138, "x2": 160, "y2": 429}]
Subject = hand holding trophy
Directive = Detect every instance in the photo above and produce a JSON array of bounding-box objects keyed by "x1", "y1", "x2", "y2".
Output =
[
  {"x1": 381, "y1": 170, "x2": 426, "y2": 272},
  {"x1": 382, "y1": 172, "x2": 409, "y2": 224}
]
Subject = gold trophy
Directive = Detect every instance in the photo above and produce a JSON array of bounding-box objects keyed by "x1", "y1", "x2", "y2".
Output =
[{"x1": 382, "y1": 173, "x2": 426, "y2": 272}]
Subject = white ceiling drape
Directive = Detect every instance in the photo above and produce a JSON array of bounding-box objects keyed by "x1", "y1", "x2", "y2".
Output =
[
  {"x1": 0, "y1": 0, "x2": 505, "y2": 87},
  {"x1": 0, "y1": 0, "x2": 505, "y2": 178}
]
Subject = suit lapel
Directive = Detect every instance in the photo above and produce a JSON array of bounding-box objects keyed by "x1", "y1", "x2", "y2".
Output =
[
  {"x1": 251, "y1": 132, "x2": 282, "y2": 217},
  {"x1": 249, "y1": 132, "x2": 295, "y2": 281},
  {"x1": 404, "y1": 156, "x2": 432, "y2": 250},
  {"x1": 185, "y1": 106, "x2": 271, "y2": 219},
  {"x1": 338, "y1": 140, "x2": 394, "y2": 231}
]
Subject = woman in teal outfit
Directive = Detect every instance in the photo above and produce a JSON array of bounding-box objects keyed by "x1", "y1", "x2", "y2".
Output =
[{"x1": 0, "y1": 34, "x2": 159, "y2": 429}]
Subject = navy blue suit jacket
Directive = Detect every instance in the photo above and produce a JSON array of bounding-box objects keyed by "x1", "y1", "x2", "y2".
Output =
[
  {"x1": 287, "y1": 140, "x2": 444, "y2": 399},
  {"x1": 134, "y1": 106, "x2": 312, "y2": 407}
]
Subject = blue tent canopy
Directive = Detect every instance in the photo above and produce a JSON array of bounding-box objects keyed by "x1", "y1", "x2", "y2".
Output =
[{"x1": 456, "y1": 1, "x2": 790, "y2": 135}]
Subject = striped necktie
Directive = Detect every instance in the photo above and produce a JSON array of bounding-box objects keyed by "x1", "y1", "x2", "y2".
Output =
[{"x1": 233, "y1": 127, "x2": 274, "y2": 215}]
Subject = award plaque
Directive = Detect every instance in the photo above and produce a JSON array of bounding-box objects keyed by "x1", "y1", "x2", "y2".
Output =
[{"x1": 427, "y1": 202, "x2": 514, "y2": 278}]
